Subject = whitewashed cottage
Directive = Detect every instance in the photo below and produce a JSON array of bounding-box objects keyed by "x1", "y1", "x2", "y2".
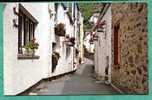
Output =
[
  {"x1": 93, "y1": 4, "x2": 112, "y2": 83},
  {"x1": 51, "y1": 3, "x2": 75, "y2": 76},
  {"x1": 84, "y1": 31, "x2": 95, "y2": 53},
  {"x1": 4, "y1": 2, "x2": 80, "y2": 95}
]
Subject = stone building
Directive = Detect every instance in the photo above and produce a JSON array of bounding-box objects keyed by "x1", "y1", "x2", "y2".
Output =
[
  {"x1": 93, "y1": 3, "x2": 148, "y2": 94},
  {"x1": 111, "y1": 3, "x2": 148, "y2": 94}
]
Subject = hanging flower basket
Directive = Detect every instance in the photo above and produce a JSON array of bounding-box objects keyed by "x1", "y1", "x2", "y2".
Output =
[
  {"x1": 96, "y1": 20, "x2": 106, "y2": 28},
  {"x1": 93, "y1": 20, "x2": 106, "y2": 32},
  {"x1": 69, "y1": 37, "x2": 75, "y2": 46},
  {"x1": 64, "y1": 34, "x2": 70, "y2": 42},
  {"x1": 93, "y1": 35, "x2": 99, "y2": 41},
  {"x1": 89, "y1": 38, "x2": 94, "y2": 44},
  {"x1": 55, "y1": 23, "x2": 66, "y2": 36},
  {"x1": 64, "y1": 36, "x2": 75, "y2": 46}
]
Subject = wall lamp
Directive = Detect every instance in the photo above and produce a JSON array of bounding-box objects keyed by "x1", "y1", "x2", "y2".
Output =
[
  {"x1": 13, "y1": 6, "x2": 19, "y2": 16},
  {"x1": 13, "y1": 19, "x2": 18, "y2": 27}
]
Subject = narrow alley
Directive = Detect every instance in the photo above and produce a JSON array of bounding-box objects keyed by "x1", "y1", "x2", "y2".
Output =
[
  {"x1": 4, "y1": 2, "x2": 148, "y2": 95},
  {"x1": 27, "y1": 58, "x2": 119, "y2": 95}
]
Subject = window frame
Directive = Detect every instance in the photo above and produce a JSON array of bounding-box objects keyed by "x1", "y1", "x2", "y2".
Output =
[
  {"x1": 18, "y1": 4, "x2": 39, "y2": 59},
  {"x1": 114, "y1": 23, "x2": 120, "y2": 65}
]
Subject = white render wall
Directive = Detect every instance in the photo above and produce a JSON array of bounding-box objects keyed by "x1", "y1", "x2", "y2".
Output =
[
  {"x1": 79, "y1": 14, "x2": 84, "y2": 63},
  {"x1": 4, "y1": 3, "x2": 78, "y2": 95},
  {"x1": 94, "y1": 6, "x2": 112, "y2": 82},
  {"x1": 51, "y1": 4, "x2": 74, "y2": 76},
  {"x1": 4, "y1": 3, "x2": 53, "y2": 95},
  {"x1": 84, "y1": 33, "x2": 94, "y2": 53},
  {"x1": 89, "y1": 15, "x2": 98, "y2": 25}
]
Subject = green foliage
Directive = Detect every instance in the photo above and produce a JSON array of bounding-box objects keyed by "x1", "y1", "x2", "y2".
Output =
[
  {"x1": 52, "y1": 51, "x2": 60, "y2": 60},
  {"x1": 79, "y1": 3, "x2": 104, "y2": 29},
  {"x1": 22, "y1": 41, "x2": 39, "y2": 50},
  {"x1": 79, "y1": 3, "x2": 94, "y2": 25}
]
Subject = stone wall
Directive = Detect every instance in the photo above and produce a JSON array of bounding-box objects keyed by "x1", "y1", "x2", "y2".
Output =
[{"x1": 111, "y1": 3, "x2": 148, "y2": 94}]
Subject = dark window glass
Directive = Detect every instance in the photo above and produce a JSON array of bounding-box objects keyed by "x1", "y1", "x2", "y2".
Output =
[{"x1": 114, "y1": 23, "x2": 120, "y2": 65}]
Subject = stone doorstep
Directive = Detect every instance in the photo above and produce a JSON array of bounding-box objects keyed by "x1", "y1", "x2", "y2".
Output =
[{"x1": 28, "y1": 92, "x2": 38, "y2": 95}]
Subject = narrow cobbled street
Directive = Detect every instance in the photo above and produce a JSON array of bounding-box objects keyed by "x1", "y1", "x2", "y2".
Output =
[
  {"x1": 4, "y1": 3, "x2": 148, "y2": 95},
  {"x1": 28, "y1": 58, "x2": 119, "y2": 95}
]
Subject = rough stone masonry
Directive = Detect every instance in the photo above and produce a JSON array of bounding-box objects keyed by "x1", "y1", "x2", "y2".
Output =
[{"x1": 111, "y1": 3, "x2": 148, "y2": 94}]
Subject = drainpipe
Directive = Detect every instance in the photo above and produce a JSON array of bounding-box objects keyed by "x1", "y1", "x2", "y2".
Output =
[
  {"x1": 72, "y1": 3, "x2": 75, "y2": 70},
  {"x1": 48, "y1": 3, "x2": 56, "y2": 77}
]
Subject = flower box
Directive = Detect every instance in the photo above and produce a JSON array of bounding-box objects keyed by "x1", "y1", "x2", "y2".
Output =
[
  {"x1": 22, "y1": 48, "x2": 35, "y2": 56},
  {"x1": 21, "y1": 38, "x2": 39, "y2": 56}
]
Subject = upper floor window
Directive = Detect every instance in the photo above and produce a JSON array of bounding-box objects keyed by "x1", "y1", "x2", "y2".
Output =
[{"x1": 18, "y1": 4, "x2": 38, "y2": 54}]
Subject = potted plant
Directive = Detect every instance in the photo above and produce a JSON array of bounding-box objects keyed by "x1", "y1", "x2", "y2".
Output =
[
  {"x1": 55, "y1": 23, "x2": 66, "y2": 36},
  {"x1": 69, "y1": 37, "x2": 75, "y2": 45},
  {"x1": 64, "y1": 34, "x2": 70, "y2": 42},
  {"x1": 52, "y1": 51, "x2": 60, "y2": 72},
  {"x1": 21, "y1": 43, "x2": 30, "y2": 55},
  {"x1": 22, "y1": 38, "x2": 39, "y2": 55}
]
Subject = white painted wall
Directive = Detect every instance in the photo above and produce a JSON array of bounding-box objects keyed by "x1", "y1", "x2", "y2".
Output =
[
  {"x1": 4, "y1": 3, "x2": 53, "y2": 95},
  {"x1": 89, "y1": 15, "x2": 98, "y2": 24},
  {"x1": 94, "y1": 6, "x2": 112, "y2": 82},
  {"x1": 51, "y1": 4, "x2": 74, "y2": 76},
  {"x1": 4, "y1": 3, "x2": 79, "y2": 95},
  {"x1": 84, "y1": 33, "x2": 94, "y2": 53},
  {"x1": 79, "y1": 13, "x2": 84, "y2": 63}
]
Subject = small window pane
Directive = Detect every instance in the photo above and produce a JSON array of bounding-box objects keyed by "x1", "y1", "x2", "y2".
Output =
[
  {"x1": 18, "y1": 13, "x2": 23, "y2": 54},
  {"x1": 30, "y1": 22, "x2": 33, "y2": 40}
]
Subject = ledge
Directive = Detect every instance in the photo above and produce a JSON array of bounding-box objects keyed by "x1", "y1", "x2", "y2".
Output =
[{"x1": 17, "y1": 54, "x2": 40, "y2": 60}]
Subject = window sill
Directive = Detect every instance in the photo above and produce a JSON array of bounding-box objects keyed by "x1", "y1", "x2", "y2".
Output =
[{"x1": 17, "y1": 54, "x2": 40, "y2": 60}]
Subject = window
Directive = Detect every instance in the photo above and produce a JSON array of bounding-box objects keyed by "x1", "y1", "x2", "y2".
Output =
[{"x1": 18, "y1": 4, "x2": 38, "y2": 54}]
